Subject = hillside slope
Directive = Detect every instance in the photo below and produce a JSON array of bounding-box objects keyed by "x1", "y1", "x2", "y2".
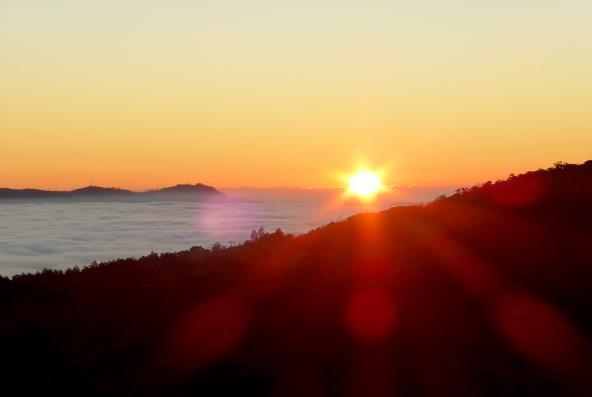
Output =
[{"x1": 1, "y1": 161, "x2": 592, "y2": 396}]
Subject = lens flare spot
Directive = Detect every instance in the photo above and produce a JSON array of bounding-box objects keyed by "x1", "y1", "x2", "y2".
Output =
[
  {"x1": 167, "y1": 293, "x2": 249, "y2": 372},
  {"x1": 494, "y1": 293, "x2": 589, "y2": 375},
  {"x1": 344, "y1": 288, "x2": 397, "y2": 342}
]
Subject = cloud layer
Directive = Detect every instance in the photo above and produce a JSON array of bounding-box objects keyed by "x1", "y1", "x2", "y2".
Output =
[{"x1": 0, "y1": 196, "x2": 396, "y2": 276}]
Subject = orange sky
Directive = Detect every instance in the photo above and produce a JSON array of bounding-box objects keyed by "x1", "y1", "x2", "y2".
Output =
[{"x1": 1, "y1": 1, "x2": 591, "y2": 190}]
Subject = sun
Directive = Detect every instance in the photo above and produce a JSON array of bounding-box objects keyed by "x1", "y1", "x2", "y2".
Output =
[{"x1": 347, "y1": 170, "x2": 384, "y2": 199}]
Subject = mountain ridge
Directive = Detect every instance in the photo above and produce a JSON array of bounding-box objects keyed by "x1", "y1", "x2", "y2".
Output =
[{"x1": 0, "y1": 182, "x2": 227, "y2": 202}]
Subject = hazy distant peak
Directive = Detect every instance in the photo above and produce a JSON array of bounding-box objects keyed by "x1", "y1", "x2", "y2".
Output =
[
  {"x1": 0, "y1": 182, "x2": 226, "y2": 201},
  {"x1": 71, "y1": 186, "x2": 131, "y2": 195},
  {"x1": 153, "y1": 183, "x2": 221, "y2": 194}
]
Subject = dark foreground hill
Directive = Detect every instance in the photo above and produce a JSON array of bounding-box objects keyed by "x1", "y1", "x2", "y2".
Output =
[{"x1": 2, "y1": 161, "x2": 592, "y2": 396}]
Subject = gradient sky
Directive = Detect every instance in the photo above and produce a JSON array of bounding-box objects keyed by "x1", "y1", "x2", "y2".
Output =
[{"x1": 1, "y1": 0, "x2": 591, "y2": 190}]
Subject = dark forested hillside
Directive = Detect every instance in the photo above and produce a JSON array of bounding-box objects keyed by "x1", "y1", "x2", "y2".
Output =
[{"x1": 2, "y1": 161, "x2": 592, "y2": 396}]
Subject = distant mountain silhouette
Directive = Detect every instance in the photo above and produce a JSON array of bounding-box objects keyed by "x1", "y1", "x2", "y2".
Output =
[
  {"x1": 146, "y1": 183, "x2": 223, "y2": 197},
  {"x1": 2, "y1": 161, "x2": 592, "y2": 396},
  {"x1": 0, "y1": 183, "x2": 227, "y2": 202},
  {"x1": 156, "y1": 183, "x2": 218, "y2": 193},
  {"x1": 70, "y1": 186, "x2": 132, "y2": 195}
]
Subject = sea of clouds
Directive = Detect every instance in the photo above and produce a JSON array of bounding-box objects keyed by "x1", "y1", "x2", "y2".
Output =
[{"x1": 0, "y1": 197, "x2": 395, "y2": 276}]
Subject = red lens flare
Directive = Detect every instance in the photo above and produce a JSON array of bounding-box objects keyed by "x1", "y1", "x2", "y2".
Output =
[
  {"x1": 167, "y1": 293, "x2": 250, "y2": 372},
  {"x1": 344, "y1": 288, "x2": 397, "y2": 343}
]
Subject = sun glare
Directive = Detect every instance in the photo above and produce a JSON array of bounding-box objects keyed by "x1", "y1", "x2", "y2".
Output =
[{"x1": 347, "y1": 171, "x2": 384, "y2": 199}]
